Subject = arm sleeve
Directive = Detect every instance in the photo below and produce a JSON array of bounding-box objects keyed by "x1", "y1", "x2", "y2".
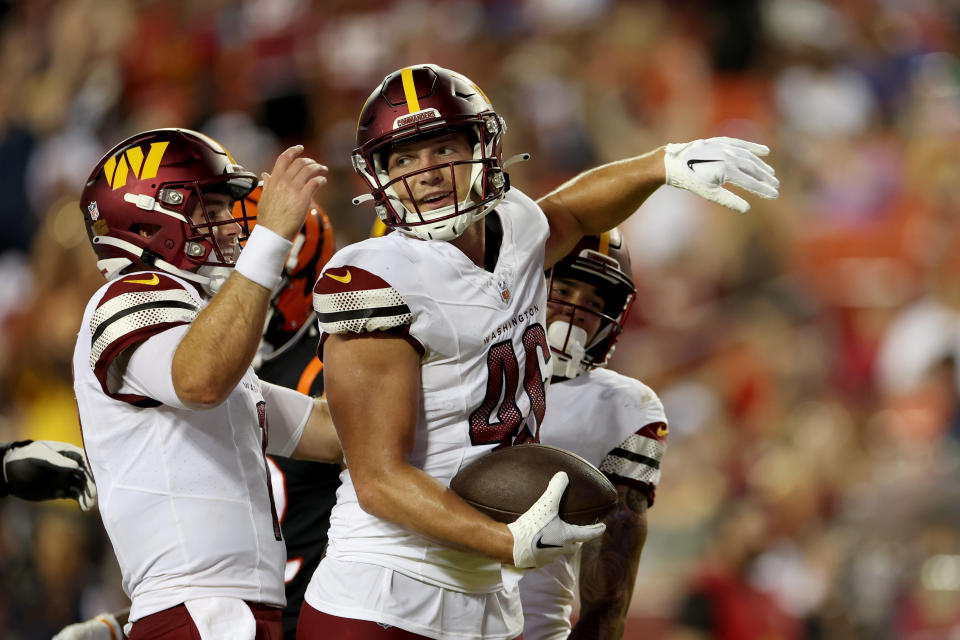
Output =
[
  {"x1": 260, "y1": 381, "x2": 312, "y2": 457},
  {"x1": 120, "y1": 325, "x2": 192, "y2": 409},
  {"x1": 89, "y1": 272, "x2": 200, "y2": 404}
]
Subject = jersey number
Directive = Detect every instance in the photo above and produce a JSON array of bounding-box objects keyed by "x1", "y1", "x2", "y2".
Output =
[{"x1": 468, "y1": 324, "x2": 550, "y2": 448}]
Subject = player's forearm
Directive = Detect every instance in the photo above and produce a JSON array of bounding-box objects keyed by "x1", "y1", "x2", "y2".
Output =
[
  {"x1": 353, "y1": 463, "x2": 515, "y2": 564},
  {"x1": 570, "y1": 491, "x2": 649, "y2": 640},
  {"x1": 539, "y1": 148, "x2": 665, "y2": 265},
  {"x1": 171, "y1": 273, "x2": 271, "y2": 406}
]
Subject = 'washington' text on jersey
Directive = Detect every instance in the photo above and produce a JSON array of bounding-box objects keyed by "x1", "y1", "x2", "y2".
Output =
[{"x1": 483, "y1": 303, "x2": 541, "y2": 345}]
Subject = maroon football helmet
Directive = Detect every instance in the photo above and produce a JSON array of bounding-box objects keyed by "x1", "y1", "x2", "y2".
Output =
[
  {"x1": 80, "y1": 128, "x2": 258, "y2": 293},
  {"x1": 545, "y1": 228, "x2": 636, "y2": 378},
  {"x1": 352, "y1": 64, "x2": 508, "y2": 241}
]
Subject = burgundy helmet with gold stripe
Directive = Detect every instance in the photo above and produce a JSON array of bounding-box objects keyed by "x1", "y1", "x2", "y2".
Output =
[
  {"x1": 80, "y1": 128, "x2": 258, "y2": 290},
  {"x1": 546, "y1": 228, "x2": 636, "y2": 377},
  {"x1": 351, "y1": 64, "x2": 509, "y2": 241}
]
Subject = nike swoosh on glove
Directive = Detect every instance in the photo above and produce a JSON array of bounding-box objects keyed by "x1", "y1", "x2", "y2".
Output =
[
  {"x1": 507, "y1": 471, "x2": 606, "y2": 569},
  {"x1": 664, "y1": 136, "x2": 780, "y2": 213},
  {"x1": 52, "y1": 612, "x2": 123, "y2": 640},
  {"x1": 2, "y1": 440, "x2": 98, "y2": 511}
]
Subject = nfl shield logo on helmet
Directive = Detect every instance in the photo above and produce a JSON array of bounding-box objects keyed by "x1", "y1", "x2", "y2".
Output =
[{"x1": 87, "y1": 201, "x2": 100, "y2": 221}]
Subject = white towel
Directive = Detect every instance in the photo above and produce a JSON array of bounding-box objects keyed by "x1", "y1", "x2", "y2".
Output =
[{"x1": 184, "y1": 597, "x2": 257, "y2": 640}]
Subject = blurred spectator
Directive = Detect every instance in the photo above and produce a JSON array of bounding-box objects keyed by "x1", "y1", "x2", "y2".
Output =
[{"x1": 669, "y1": 498, "x2": 802, "y2": 640}]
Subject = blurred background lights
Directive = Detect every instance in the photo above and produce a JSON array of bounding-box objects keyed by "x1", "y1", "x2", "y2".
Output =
[{"x1": 922, "y1": 555, "x2": 960, "y2": 591}]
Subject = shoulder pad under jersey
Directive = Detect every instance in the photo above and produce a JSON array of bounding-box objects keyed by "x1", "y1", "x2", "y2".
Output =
[
  {"x1": 312, "y1": 265, "x2": 412, "y2": 335},
  {"x1": 89, "y1": 272, "x2": 200, "y2": 400},
  {"x1": 599, "y1": 421, "x2": 667, "y2": 507}
]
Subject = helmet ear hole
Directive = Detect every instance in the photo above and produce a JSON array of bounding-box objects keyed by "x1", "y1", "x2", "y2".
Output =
[{"x1": 130, "y1": 223, "x2": 162, "y2": 238}]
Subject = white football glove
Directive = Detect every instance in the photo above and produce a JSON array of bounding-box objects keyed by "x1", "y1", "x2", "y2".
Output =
[
  {"x1": 52, "y1": 613, "x2": 123, "y2": 640},
  {"x1": 664, "y1": 136, "x2": 779, "y2": 213},
  {"x1": 507, "y1": 471, "x2": 606, "y2": 569},
  {"x1": 2, "y1": 440, "x2": 97, "y2": 511}
]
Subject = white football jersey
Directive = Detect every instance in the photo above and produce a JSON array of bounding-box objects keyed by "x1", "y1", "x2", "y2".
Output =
[
  {"x1": 307, "y1": 188, "x2": 550, "y2": 638},
  {"x1": 519, "y1": 367, "x2": 668, "y2": 640},
  {"x1": 73, "y1": 271, "x2": 308, "y2": 622}
]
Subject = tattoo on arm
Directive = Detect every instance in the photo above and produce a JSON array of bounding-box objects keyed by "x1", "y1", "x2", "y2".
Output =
[{"x1": 570, "y1": 484, "x2": 649, "y2": 640}]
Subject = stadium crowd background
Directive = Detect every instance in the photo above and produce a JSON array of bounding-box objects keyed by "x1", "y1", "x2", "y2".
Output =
[{"x1": 0, "y1": 0, "x2": 957, "y2": 638}]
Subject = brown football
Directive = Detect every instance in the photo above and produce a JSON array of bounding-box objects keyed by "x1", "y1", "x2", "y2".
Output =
[{"x1": 450, "y1": 444, "x2": 618, "y2": 526}]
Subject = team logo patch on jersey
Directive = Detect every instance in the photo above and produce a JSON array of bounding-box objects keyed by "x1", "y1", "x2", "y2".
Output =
[
  {"x1": 637, "y1": 422, "x2": 668, "y2": 441},
  {"x1": 325, "y1": 269, "x2": 352, "y2": 284},
  {"x1": 123, "y1": 274, "x2": 160, "y2": 286},
  {"x1": 313, "y1": 265, "x2": 412, "y2": 334},
  {"x1": 496, "y1": 277, "x2": 511, "y2": 301}
]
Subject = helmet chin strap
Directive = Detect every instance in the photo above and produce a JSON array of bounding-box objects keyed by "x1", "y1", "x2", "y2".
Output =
[
  {"x1": 547, "y1": 321, "x2": 588, "y2": 379},
  {"x1": 196, "y1": 265, "x2": 232, "y2": 296}
]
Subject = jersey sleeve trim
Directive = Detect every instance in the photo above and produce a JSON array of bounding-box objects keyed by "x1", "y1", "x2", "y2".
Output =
[
  {"x1": 606, "y1": 473, "x2": 657, "y2": 506},
  {"x1": 313, "y1": 266, "x2": 413, "y2": 334},
  {"x1": 316, "y1": 326, "x2": 425, "y2": 361},
  {"x1": 89, "y1": 275, "x2": 200, "y2": 404},
  {"x1": 598, "y1": 427, "x2": 666, "y2": 507}
]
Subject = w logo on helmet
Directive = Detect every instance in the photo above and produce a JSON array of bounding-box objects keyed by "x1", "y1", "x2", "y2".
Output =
[{"x1": 103, "y1": 141, "x2": 170, "y2": 190}]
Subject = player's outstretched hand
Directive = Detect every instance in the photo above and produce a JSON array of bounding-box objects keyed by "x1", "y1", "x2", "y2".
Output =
[
  {"x1": 52, "y1": 612, "x2": 123, "y2": 640},
  {"x1": 507, "y1": 471, "x2": 606, "y2": 569},
  {"x1": 1, "y1": 440, "x2": 97, "y2": 511},
  {"x1": 257, "y1": 145, "x2": 328, "y2": 240},
  {"x1": 664, "y1": 136, "x2": 779, "y2": 213}
]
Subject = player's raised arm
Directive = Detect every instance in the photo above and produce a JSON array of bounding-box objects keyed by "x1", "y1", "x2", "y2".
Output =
[
  {"x1": 538, "y1": 137, "x2": 779, "y2": 268},
  {"x1": 172, "y1": 146, "x2": 328, "y2": 407}
]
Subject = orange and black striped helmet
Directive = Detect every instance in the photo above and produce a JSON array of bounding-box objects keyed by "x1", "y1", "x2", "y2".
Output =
[{"x1": 235, "y1": 185, "x2": 335, "y2": 361}]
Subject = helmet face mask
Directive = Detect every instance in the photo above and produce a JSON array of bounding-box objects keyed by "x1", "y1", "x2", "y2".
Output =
[
  {"x1": 180, "y1": 187, "x2": 246, "y2": 265},
  {"x1": 546, "y1": 229, "x2": 636, "y2": 378},
  {"x1": 352, "y1": 65, "x2": 508, "y2": 241},
  {"x1": 81, "y1": 128, "x2": 258, "y2": 293}
]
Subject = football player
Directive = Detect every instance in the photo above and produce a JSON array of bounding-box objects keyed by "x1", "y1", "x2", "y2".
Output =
[
  {"x1": 72, "y1": 129, "x2": 338, "y2": 640},
  {"x1": 53, "y1": 186, "x2": 339, "y2": 640},
  {"x1": 519, "y1": 229, "x2": 664, "y2": 640},
  {"x1": 303, "y1": 64, "x2": 778, "y2": 639}
]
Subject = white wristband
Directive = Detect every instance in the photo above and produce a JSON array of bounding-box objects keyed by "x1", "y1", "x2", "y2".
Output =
[{"x1": 235, "y1": 225, "x2": 293, "y2": 291}]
